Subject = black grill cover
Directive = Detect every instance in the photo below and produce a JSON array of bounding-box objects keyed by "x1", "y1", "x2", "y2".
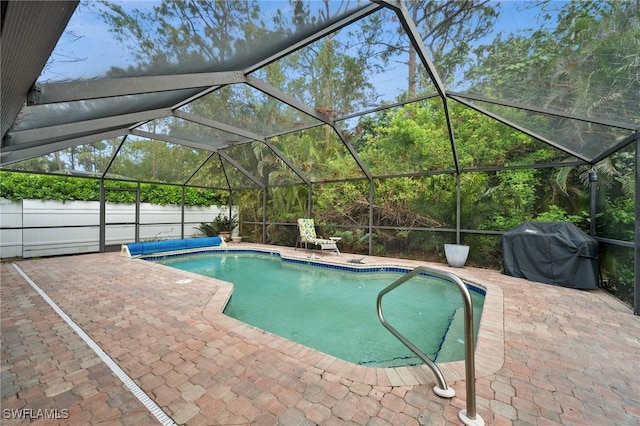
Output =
[{"x1": 500, "y1": 222, "x2": 599, "y2": 289}]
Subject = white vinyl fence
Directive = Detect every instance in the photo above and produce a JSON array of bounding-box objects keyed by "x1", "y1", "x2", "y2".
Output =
[{"x1": 0, "y1": 198, "x2": 236, "y2": 258}]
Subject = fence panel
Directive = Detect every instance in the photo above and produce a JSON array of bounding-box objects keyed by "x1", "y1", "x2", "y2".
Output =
[
  {"x1": 0, "y1": 199, "x2": 231, "y2": 258},
  {"x1": 0, "y1": 199, "x2": 23, "y2": 258}
]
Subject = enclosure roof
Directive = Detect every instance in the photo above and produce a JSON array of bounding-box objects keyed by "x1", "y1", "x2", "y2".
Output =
[{"x1": 1, "y1": 0, "x2": 638, "y2": 189}]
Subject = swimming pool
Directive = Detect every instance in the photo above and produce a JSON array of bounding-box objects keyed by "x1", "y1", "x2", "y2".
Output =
[{"x1": 154, "y1": 251, "x2": 485, "y2": 367}]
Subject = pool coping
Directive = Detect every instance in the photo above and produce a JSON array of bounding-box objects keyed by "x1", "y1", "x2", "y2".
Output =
[{"x1": 136, "y1": 246, "x2": 505, "y2": 387}]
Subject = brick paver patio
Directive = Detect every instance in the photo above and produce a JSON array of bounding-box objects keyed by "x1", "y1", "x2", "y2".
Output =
[{"x1": 1, "y1": 244, "x2": 639, "y2": 425}]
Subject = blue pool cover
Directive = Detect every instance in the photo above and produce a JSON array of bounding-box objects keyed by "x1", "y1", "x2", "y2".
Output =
[{"x1": 122, "y1": 236, "x2": 225, "y2": 256}]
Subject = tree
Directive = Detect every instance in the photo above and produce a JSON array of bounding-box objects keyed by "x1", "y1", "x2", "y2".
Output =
[
  {"x1": 467, "y1": 1, "x2": 639, "y2": 124},
  {"x1": 98, "y1": 0, "x2": 263, "y2": 72},
  {"x1": 269, "y1": 2, "x2": 384, "y2": 116},
  {"x1": 464, "y1": 0, "x2": 638, "y2": 230},
  {"x1": 378, "y1": 1, "x2": 498, "y2": 98}
]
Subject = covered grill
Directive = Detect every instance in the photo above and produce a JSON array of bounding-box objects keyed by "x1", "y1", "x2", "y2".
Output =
[{"x1": 500, "y1": 222, "x2": 599, "y2": 289}]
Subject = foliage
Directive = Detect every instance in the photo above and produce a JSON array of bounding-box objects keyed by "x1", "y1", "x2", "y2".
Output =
[
  {"x1": 1, "y1": 171, "x2": 101, "y2": 202},
  {"x1": 467, "y1": 1, "x2": 638, "y2": 131},
  {"x1": 532, "y1": 205, "x2": 589, "y2": 228},
  {"x1": 599, "y1": 244, "x2": 635, "y2": 307},
  {"x1": 480, "y1": 169, "x2": 539, "y2": 230},
  {"x1": 197, "y1": 214, "x2": 238, "y2": 237},
  {"x1": 0, "y1": 171, "x2": 223, "y2": 206},
  {"x1": 600, "y1": 197, "x2": 635, "y2": 241},
  {"x1": 329, "y1": 228, "x2": 371, "y2": 254}
]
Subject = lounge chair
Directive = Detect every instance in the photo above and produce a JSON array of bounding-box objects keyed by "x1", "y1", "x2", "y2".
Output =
[{"x1": 296, "y1": 218, "x2": 340, "y2": 255}]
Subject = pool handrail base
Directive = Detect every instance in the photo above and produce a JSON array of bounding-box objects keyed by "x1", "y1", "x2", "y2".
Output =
[{"x1": 377, "y1": 266, "x2": 483, "y2": 423}]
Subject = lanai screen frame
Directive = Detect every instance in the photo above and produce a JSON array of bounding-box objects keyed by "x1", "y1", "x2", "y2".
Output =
[{"x1": 1, "y1": 0, "x2": 638, "y2": 314}]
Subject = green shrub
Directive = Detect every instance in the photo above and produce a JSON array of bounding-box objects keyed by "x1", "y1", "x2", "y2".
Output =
[{"x1": 0, "y1": 171, "x2": 223, "y2": 206}]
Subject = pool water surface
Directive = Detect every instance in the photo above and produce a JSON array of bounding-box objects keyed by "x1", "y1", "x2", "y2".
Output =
[{"x1": 156, "y1": 252, "x2": 484, "y2": 367}]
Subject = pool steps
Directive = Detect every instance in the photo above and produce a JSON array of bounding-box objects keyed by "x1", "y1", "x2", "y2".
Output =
[{"x1": 435, "y1": 307, "x2": 466, "y2": 363}]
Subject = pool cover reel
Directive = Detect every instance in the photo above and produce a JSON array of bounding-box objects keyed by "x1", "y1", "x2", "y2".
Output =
[{"x1": 121, "y1": 236, "x2": 226, "y2": 257}]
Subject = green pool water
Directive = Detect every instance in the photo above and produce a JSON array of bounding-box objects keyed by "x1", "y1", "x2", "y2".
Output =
[{"x1": 156, "y1": 252, "x2": 484, "y2": 367}]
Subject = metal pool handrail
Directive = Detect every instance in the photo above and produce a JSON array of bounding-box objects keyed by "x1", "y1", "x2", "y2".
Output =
[{"x1": 376, "y1": 266, "x2": 484, "y2": 426}]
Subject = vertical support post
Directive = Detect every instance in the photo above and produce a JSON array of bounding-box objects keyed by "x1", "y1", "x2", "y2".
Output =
[
  {"x1": 228, "y1": 190, "x2": 232, "y2": 222},
  {"x1": 181, "y1": 186, "x2": 186, "y2": 239},
  {"x1": 262, "y1": 189, "x2": 267, "y2": 243},
  {"x1": 135, "y1": 183, "x2": 140, "y2": 243},
  {"x1": 589, "y1": 170, "x2": 598, "y2": 237},
  {"x1": 99, "y1": 179, "x2": 105, "y2": 252},
  {"x1": 307, "y1": 183, "x2": 313, "y2": 218},
  {"x1": 20, "y1": 199, "x2": 25, "y2": 258},
  {"x1": 635, "y1": 132, "x2": 639, "y2": 316},
  {"x1": 228, "y1": 190, "x2": 234, "y2": 237},
  {"x1": 369, "y1": 180, "x2": 374, "y2": 256},
  {"x1": 456, "y1": 174, "x2": 462, "y2": 245}
]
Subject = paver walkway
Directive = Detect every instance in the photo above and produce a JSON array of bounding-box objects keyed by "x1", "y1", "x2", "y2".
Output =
[{"x1": 1, "y1": 244, "x2": 639, "y2": 425}]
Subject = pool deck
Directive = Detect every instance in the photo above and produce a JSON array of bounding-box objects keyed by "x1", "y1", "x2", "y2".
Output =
[{"x1": 1, "y1": 243, "x2": 639, "y2": 425}]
